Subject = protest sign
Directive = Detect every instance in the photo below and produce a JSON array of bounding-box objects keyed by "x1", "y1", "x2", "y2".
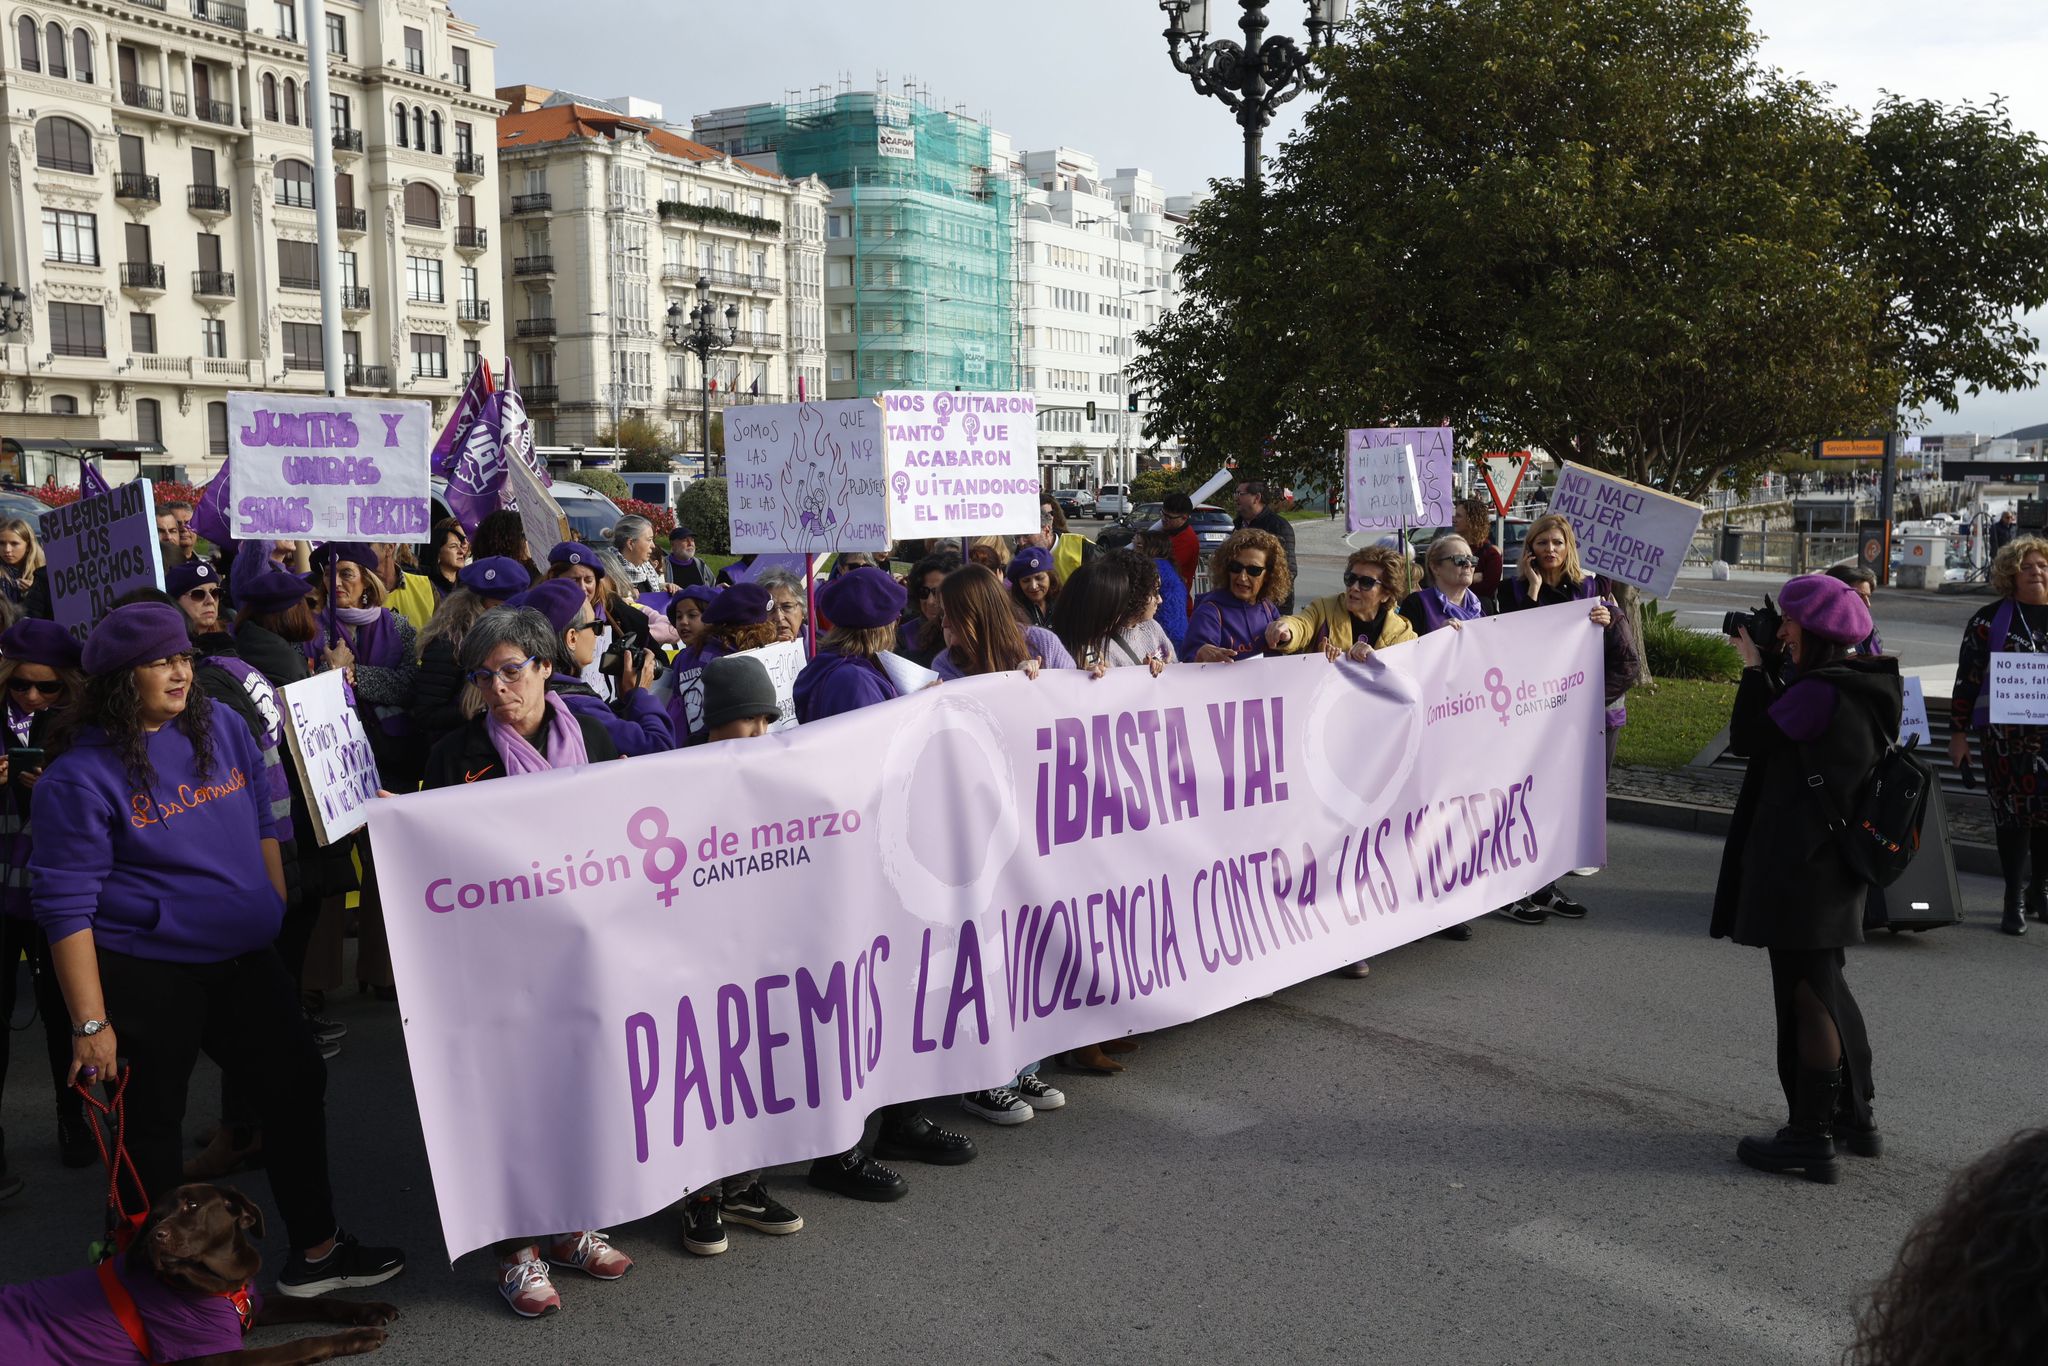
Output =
[
  {"x1": 1989, "y1": 654, "x2": 2048, "y2": 725},
  {"x1": 279, "y1": 670, "x2": 381, "y2": 845},
  {"x1": 1899, "y1": 675, "x2": 1933, "y2": 746},
  {"x1": 879, "y1": 650, "x2": 940, "y2": 696},
  {"x1": 1545, "y1": 464, "x2": 1703, "y2": 598},
  {"x1": 505, "y1": 452, "x2": 568, "y2": 564},
  {"x1": 370, "y1": 604, "x2": 1608, "y2": 1257},
  {"x1": 727, "y1": 400, "x2": 889, "y2": 555},
  {"x1": 226, "y1": 393, "x2": 432, "y2": 542},
  {"x1": 881, "y1": 391, "x2": 1040, "y2": 539},
  {"x1": 1345, "y1": 438, "x2": 1423, "y2": 531},
  {"x1": 38, "y1": 480, "x2": 163, "y2": 642},
  {"x1": 732, "y1": 639, "x2": 805, "y2": 733}
]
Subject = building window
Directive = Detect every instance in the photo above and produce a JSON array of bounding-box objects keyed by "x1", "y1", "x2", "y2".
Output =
[
  {"x1": 330, "y1": 94, "x2": 349, "y2": 130},
  {"x1": 136, "y1": 398, "x2": 162, "y2": 446},
  {"x1": 71, "y1": 27, "x2": 91, "y2": 83},
  {"x1": 406, "y1": 255, "x2": 443, "y2": 303},
  {"x1": 16, "y1": 16, "x2": 37, "y2": 71},
  {"x1": 403, "y1": 25, "x2": 424, "y2": 74},
  {"x1": 48, "y1": 303, "x2": 106, "y2": 358},
  {"x1": 34, "y1": 116, "x2": 93, "y2": 173},
  {"x1": 412, "y1": 107, "x2": 425, "y2": 150},
  {"x1": 202, "y1": 319, "x2": 227, "y2": 359},
  {"x1": 278, "y1": 240, "x2": 319, "y2": 290},
  {"x1": 262, "y1": 73, "x2": 279, "y2": 121},
  {"x1": 454, "y1": 121, "x2": 473, "y2": 156},
  {"x1": 282, "y1": 322, "x2": 324, "y2": 371},
  {"x1": 403, "y1": 183, "x2": 440, "y2": 227},
  {"x1": 283, "y1": 77, "x2": 300, "y2": 126},
  {"x1": 275, "y1": 3, "x2": 297, "y2": 39},
  {"x1": 41, "y1": 209, "x2": 98, "y2": 265},
  {"x1": 275, "y1": 159, "x2": 315, "y2": 208},
  {"x1": 429, "y1": 111, "x2": 442, "y2": 155},
  {"x1": 44, "y1": 21, "x2": 64, "y2": 77},
  {"x1": 459, "y1": 264, "x2": 479, "y2": 302},
  {"x1": 49, "y1": 395, "x2": 78, "y2": 415},
  {"x1": 207, "y1": 401, "x2": 229, "y2": 455},
  {"x1": 451, "y1": 44, "x2": 470, "y2": 89},
  {"x1": 393, "y1": 101, "x2": 408, "y2": 148},
  {"x1": 463, "y1": 339, "x2": 481, "y2": 375},
  {"x1": 324, "y1": 12, "x2": 346, "y2": 56},
  {"x1": 130, "y1": 313, "x2": 156, "y2": 354},
  {"x1": 410, "y1": 332, "x2": 447, "y2": 378}
]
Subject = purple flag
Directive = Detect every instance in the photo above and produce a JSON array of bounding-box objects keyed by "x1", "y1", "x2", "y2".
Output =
[
  {"x1": 431, "y1": 361, "x2": 495, "y2": 476},
  {"x1": 192, "y1": 457, "x2": 234, "y2": 546},
  {"x1": 495, "y1": 366, "x2": 550, "y2": 487},
  {"x1": 443, "y1": 392, "x2": 509, "y2": 534},
  {"x1": 79, "y1": 460, "x2": 111, "y2": 499}
]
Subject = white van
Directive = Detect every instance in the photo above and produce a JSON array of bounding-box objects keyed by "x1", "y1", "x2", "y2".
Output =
[
  {"x1": 1096, "y1": 484, "x2": 1131, "y2": 518},
  {"x1": 619, "y1": 471, "x2": 694, "y2": 509}
]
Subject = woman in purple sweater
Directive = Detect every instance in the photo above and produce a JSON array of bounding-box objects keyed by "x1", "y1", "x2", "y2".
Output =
[
  {"x1": 32, "y1": 603, "x2": 403, "y2": 1298},
  {"x1": 1182, "y1": 528, "x2": 1291, "y2": 663}
]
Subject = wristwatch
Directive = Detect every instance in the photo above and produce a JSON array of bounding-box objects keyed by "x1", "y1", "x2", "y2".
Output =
[{"x1": 72, "y1": 1018, "x2": 109, "y2": 1038}]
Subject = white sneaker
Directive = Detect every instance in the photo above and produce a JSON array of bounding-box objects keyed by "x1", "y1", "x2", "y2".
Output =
[
  {"x1": 1567, "y1": 866, "x2": 1601, "y2": 877},
  {"x1": 961, "y1": 1087, "x2": 1035, "y2": 1125},
  {"x1": 1014, "y1": 1072, "x2": 1066, "y2": 1110},
  {"x1": 499, "y1": 1250, "x2": 561, "y2": 1319}
]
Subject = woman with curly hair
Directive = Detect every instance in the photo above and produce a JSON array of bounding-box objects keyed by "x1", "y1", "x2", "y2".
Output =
[
  {"x1": 1267, "y1": 545, "x2": 1417, "y2": 662},
  {"x1": 1182, "y1": 527, "x2": 1292, "y2": 663},
  {"x1": 31, "y1": 603, "x2": 405, "y2": 1295},
  {"x1": 1948, "y1": 535, "x2": 2048, "y2": 935},
  {"x1": 1848, "y1": 1127, "x2": 2048, "y2": 1364}
]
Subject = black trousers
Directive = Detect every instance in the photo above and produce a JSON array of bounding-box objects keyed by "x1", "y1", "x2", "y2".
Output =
[
  {"x1": 1, "y1": 915, "x2": 77, "y2": 1139},
  {"x1": 1767, "y1": 946, "x2": 1874, "y2": 1127},
  {"x1": 94, "y1": 945, "x2": 336, "y2": 1250}
]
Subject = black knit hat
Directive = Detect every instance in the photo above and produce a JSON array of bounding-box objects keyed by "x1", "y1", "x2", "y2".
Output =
[{"x1": 702, "y1": 655, "x2": 781, "y2": 730}]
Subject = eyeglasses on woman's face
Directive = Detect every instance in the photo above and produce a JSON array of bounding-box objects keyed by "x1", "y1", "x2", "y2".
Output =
[
  {"x1": 1227, "y1": 561, "x2": 1268, "y2": 579},
  {"x1": 1435, "y1": 555, "x2": 1478, "y2": 569},
  {"x1": 1343, "y1": 572, "x2": 1386, "y2": 591},
  {"x1": 182, "y1": 586, "x2": 223, "y2": 602},
  {"x1": 466, "y1": 655, "x2": 538, "y2": 689},
  {"x1": 6, "y1": 678, "x2": 62, "y2": 696}
]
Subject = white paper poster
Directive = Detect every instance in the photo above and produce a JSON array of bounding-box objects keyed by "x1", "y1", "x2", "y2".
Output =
[
  {"x1": 733, "y1": 639, "x2": 806, "y2": 733},
  {"x1": 1545, "y1": 463, "x2": 1704, "y2": 599},
  {"x1": 1899, "y1": 675, "x2": 1932, "y2": 746},
  {"x1": 279, "y1": 670, "x2": 382, "y2": 845},
  {"x1": 1989, "y1": 654, "x2": 2048, "y2": 726},
  {"x1": 881, "y1": 391, "x2": 1040, "y2": 539},
  {"x1": 725, "y1": 400, "x2": 888, "y2": 555},
  {"x1": 227, "y1": 393, "x2": 433, "y2": 542},
  {"x1": 1346, "y1": 427, "x2": 1454, "y2": 531}
]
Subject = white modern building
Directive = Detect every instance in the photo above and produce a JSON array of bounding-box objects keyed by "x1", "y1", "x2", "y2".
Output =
[
  {"x1": 0, "y1": 0, "x2": 502, "y2": 480},
  {"x1": 495, "y1": 86, "x2": 827, "y2": 453}
]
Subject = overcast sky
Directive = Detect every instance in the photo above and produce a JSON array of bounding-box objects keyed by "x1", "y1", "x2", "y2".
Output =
[{"x1": 478, "y1": 0, "x2": 2048, "y2": 435}]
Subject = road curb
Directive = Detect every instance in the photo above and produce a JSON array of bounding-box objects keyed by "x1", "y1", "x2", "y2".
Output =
[{"x1": 1608, "y1": 797, "x2": 1999, "y2": 877}]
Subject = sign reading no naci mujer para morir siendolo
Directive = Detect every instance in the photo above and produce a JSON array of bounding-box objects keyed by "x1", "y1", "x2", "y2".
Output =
[
  {"x1": 225, "y1": 393, "x2": 433, "y2": 542},
  {"x1": 1545, "y1": 464, "x2": 1704, "y2": 599}
]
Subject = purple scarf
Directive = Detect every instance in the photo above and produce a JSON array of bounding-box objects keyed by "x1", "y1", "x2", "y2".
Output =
[
  {"x1": 486, "y1": 693, "x2": 589, "y2": 775},
  {"x1": 1414, "y1": 586, "x2": 1485, "y2": 633}
]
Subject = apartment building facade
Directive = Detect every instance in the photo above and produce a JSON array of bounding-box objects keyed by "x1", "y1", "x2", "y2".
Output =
[{"x1": 0, "y1": 0, "x2": 502, "y2": 477}]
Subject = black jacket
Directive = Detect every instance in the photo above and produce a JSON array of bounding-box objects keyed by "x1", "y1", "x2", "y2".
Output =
[
  {"x1": 410, "y1": 634, "x2": 467, "y2": 749},
  {"x1": 421, "y1": 710, "x2": 620, "y2": 789},
  {"x1": 235, "y1": 620, "x2": 313, "y2": 690},
  {"x1": 1711, "y1": 657, "x2": 1903, "y2": 949}
]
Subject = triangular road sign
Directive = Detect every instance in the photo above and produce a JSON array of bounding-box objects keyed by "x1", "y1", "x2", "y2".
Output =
[{"x1": 1481, "y1": 452, "x2": 1532, "y2": 517}]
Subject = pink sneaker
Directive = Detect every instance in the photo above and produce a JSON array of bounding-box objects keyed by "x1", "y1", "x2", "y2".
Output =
[
  {"x1": 498, "y1": 1249, "x2": 561, "y2": 1319},
  {"x1": 547, "y1": 1230, "x2": 634, "y2": 1281}
]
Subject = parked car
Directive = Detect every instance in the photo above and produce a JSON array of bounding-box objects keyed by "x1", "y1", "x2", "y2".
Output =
[
  {"x1": 1096, "y1": 483, "x2": 1132, "y2": 518},
  {"x1": 428, "y1": 477, "x2": 625, "y2": 548},
  {"x1": 0, "y1": 489, "x2": 52, "y2": 527},
  {"x1": 1051, "y1": 487, "x2": 1097, "y2": 517}
]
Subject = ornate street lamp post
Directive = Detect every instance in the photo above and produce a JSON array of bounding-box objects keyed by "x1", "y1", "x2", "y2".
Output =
[
  {"x1": 666, "y1": 276, "x2": 740, "y2": 477},
  {"x1": 1159, "y1": 0, "x2": 1349, "y2": 195}
]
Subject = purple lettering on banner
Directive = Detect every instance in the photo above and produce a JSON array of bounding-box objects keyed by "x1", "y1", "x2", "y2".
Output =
[
  {"x1": 369, "y1": 605, "x2": 1609, "y2": 1258},
  {"x1": 226, "y1": 392, "x2": 429, "y2": 542},
  {"x1": 37, "y1": 480, "x2": 165, "y2": 642}
]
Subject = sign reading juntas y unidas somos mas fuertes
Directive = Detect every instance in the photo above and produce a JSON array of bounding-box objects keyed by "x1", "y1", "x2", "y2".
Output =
[{"x1": 226, "y1": 392, "x2": 433, "y2": 542}]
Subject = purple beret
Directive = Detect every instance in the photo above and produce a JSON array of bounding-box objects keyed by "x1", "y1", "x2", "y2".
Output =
[
  {"x1": 818, "y1": 566, "x2": 906, "y2": 630},
  {"x1": 236, "y1": 567, "x2": 315, "y2": 615},
  {"x1": 165, "y1": 560, "x2": 221, "y2": 598},
  {"x1": 677, "y1": 584, "x2": 717, "y2": 606},
  {"x1": 704, "y1": 582, "x2": 771, "y2": 626},
  {"x1": 460, "y1": 557, "x2": 531, "y2": 601},
  {"x1": 81, "y1": 602, "x2": 192, "y2": 676},
  {"x1": 1779, "y1": 573, "x2": 1872, "y2": 646},
  {"x1": 0, "y1": 618, "x2": 82, "y2": 670},
  {"x1": 518, "y1": 578, "x2": 591, "y2": 636},
  {"x1": 311, "y1": 542, "x2": 379, "y2": 574},
  {"x1": 548, "y1": 540, "x2": 598, "y2": 569},
  {"x1": 1008, "y1": 546, "x2": 1054, "y2": 582}
]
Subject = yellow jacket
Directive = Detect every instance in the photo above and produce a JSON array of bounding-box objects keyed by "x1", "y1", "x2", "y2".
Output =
[
  {"x1": 385, "y1": 569, "x2": 440, "y2": 634},
  {"x1": 1272, "y1": 594, "x2": 1418, "y2": 655},
  {"x1": 1052, "y1": 532, "x2": 1091, "y2": 583}
]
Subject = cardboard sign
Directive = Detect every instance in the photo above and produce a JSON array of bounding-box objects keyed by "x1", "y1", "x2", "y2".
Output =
[
  {"x1": 1899, "y1": 675, "x2": 1933, "y2": 746},
  {"x1": 1346, "y1": 427, "x2": 1454, "y2": 530},
  {"x1": 38, "y1": 480, "x2": 164, "y2": 642},
  {"x1": 1344, "y1": 438, "x2": 1424, "y2": 530},
  {"x1": 731, "y1": 639, "x2": 805, "y2": 733},
  {"x1": 1482, "y1": 452, "x2": 1532, "y2": 517},
  {"x1": 726, "y1": 400, "x2": 889, "y2": 555},
  {"x1": 226, "y1": 393, "x2": 433, "y2": 541},
  {"x1": 505, "y1": 454, "x2": 569, "y2": 566},
  {"x1": 279, "y1": 669, "x2": 382, "y2": 845},
  {"x1": 1545, "y1": 464, "x2": 1703, "y2": 598},
  {"x1": 880, "y1": 391, "x2": 1039, "y2": 539},
  {"x1": 1989, "y1": 654, "x2": 2048, "y2": 726}
]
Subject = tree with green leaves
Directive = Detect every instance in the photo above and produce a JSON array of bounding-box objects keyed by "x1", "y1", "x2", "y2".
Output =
[
  {"x1": 1133, "y1": 0, "x2": 2048, "y2": 499},
  {"x1": 597, "y1": 416, "x2": 679, "y2": 474}
]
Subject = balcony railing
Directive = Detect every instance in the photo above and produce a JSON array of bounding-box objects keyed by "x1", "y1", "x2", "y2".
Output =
[
  {"x1": 132, "y1": 0, "x2": 166, "y2": 8},
  {"x1": 196, "y1": 98, "x2": 234, "y2": 126},
  {"x1": 336, "y1": 206, "x2": 367, "y2": 231},
  {"x1": 51, "y1": 339, "x2": 106, "y2": 358},
  {"x1": 512, "y1": 255, "x2": 554, "y2": 276},
  {"x1": 279, "y1": 274, "x2": 320, "y2": 291},
  {"x1": 405, "y1": 211, "x2": 441, "y2": 228},
  {"x1": 120, "y1": 83, "x2": 165, "y2": 112},
  {"x1": 113, "y1": 173, "x2": 161, "y2": 203},
  {"x1": 703, "y1": 267, "x2": 776, "y2": 292},
  {"x1": 454, "y1": 152, "x2": 486, "y2": 177},
  {"x1": 332, "y1": 128, "x2": 363, "y2": 154},
  {"x1": 340, "y1": 287, "x2": 371, "y2": 310},
  {"x1": 455, "y1": 226, "x2": 487, "y2": 250},
  {"x1": 190, "y1": 1, "x2": 246, "y2": 30},
  {"x1": 457, "y1": 299, "x2": 490, "y2": 322},
  {"x1": 346, "y1": 364, "x2": 390, "y2": 388},
  {"x1": 403, "y1": 49, "x2": 425, "y2": 74},
  {"x1": 510, "y1": 193, "x2": 552, "y2": 214},
  {"x1": 515, "y1": 318, "x2": 556, "y2": 338},
  {"x1": 192, "y1": 270, "x2": 235, "y2": 297},
  {"x1": 522, "y1": 385, "x2": 558, "y2": 405},
  {"x1": 730, "y1": 329, "x2": 782, "y2": 349},
  {"x1": 283, "y1": 353, "x2": 324, "y2": 372},
  {"x1": 120, "y1": 262, "x2": 166, "y2": 289},
  {"x1": 188, "y1": 184, "x2": 231, "y2": 213}
]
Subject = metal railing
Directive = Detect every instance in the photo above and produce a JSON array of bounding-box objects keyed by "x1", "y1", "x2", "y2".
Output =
[
  {"x1": 403, "y1": 49, "x2": 425, "y2": 74},
  {"x1": 510, "y1": 193, "x2": 552, "y2": 214},
  {"x1": 113, "y1": 173, "x2": 160, "y2": 202},
  {"x1": 51, "y1": 338, "x2": 106, "y2": 358},
  {"x1": 515, "y1": 318, "x2": 557, "y2": 337},
  {"x1": 332, "y1": 128, "x2": 363, "y2": 153},
  {"x1": 346, "y1": 364, "x2": 390, "y2": 388},
  {"x1": 702, "y1": 267, "x2": 776, "y2": 292},
  {"x1": 120, "y1": 82, "x2": 165, "y2": 112},
  {"x1": 196, "y1": 98, "x2": 234, "y2": 126},
  {"x1": 454, "y1": 151, "x2": 486, "y2": 177},
  {"x1": 278, "y1": 273, "x2": 320, "y2": 292},
  {"x1": 522, "y1": 385, "x2": 558, "y2": 404},
  {"x1": 192, "y1": 270, "x2": 235, "y2": 296},
  {"x1": 283, "y1": 353, "x2": 323, "y2": 372},
  {"x1": 188, "y1": 184, "x2": 230, "y2": 213},
  {"x1": 512, "y1": 255, "x2": 554, "y2": 276},
  {"x1": 336, "y1": 207, "x2": 366, "y2": 231},
  {"x1": 455, "y1": 226, "x2": 487, "y2": 249},
  {"x1": 729, "y1": 330, "x2": 781, "y2": 349},
  {"x1": 404, "y1": 210, "x2": 441, "y2": 228},
  {"x1": 340, "y1": 287, "x2": 370, "y2": 310},
  {"x1": 120, "y1": 262, "x2": 166, "y2": 289},
  {"x1": 457, "y1": 299, "x2": 490, "y2": 322},
  {"x1": 190, "y1": 1, "x2": 246, "y2": 30}
]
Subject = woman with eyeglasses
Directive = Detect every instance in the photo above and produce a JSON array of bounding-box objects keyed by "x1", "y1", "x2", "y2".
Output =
[
  {"x1": 412, "y1": 558, "x2": 531, "y2": 751},
  {"x1": 514, "y1": 579, "x2": 673, "y2": 755},
  {"x1": 425, "y1": 518, "x2": 470, "y2": 600},
  {"x1": 1267, "y1": 545, "x2": 1418, "y2": 662},
  {"x1": 419, "y1": 606, "x2": 632, "y2": 1317},
  {"x1": 1400, "y1": 534, "x2": 1490, "y2": 634},
  {"x1": 167, "y1": 559, "x2": 228, "y2": 637},
  {"x1": 757, "y1": 567, "x2": 808, "y2": 644},
  {"x1": 34, "y1": 603, "x2": 406, "y2": 1299},
  {"x1": 0, "y1": 620, "x2": 92, "y2": 1186},
  {"x1": 1183, "y1": 529, "x2": 1293, "y2": 664},
  {"x1": 896, "y1": 551, "x2": 960, "y2": 668}
]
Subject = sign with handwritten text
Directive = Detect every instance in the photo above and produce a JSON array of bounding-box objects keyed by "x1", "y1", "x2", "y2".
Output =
[
  {"x1": 725, "y1": 400, "x2": 889, "y2": 555},
  {"x1": 880, "y1": 391, "x2": 1040, "y2": 539},
  {"x1": 38, "y1": 479, "x2": 163, "y2": 642},
  {"x1": 1346, "y1": 427, "x2": 1455, "y2": 531},
  {"x1": 1545, "y1": 463, "x2": 1703, "y2": 598},
  {"x1": 279, "y1": 668, "x2": 382, "y2": 845},
  {"x1": 227, "y1": 393, "x2": 432, "y2": 542}
]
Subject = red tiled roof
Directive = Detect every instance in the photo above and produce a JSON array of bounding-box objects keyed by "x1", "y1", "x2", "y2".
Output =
[{"x1": 496, "y1": 104, "x2": 778, "y2": 181}]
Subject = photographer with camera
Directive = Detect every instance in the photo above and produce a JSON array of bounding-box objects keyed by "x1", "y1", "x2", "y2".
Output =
[
  {"x1": 1712, "y1": 574, "x2": 1901, "y2": 1184},
  {"x1": 513, "y1": 580, "x2": 674, "y2": 756},
  {"x1": 1949, "y1": 536, "x2": 2048, "y2": 936}
]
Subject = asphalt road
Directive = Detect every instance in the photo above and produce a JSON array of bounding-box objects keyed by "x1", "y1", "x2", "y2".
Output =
[
  {"x1": 2, "y1": 823, "x2": 2038, "y2": 1365},
  {"x1": 1661, "y1": 573, "x2": 1983, "y2": 674}
]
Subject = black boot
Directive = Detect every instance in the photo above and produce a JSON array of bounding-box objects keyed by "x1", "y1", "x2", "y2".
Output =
[
  {"x1": 2001, "y1": 888, "x2": 2027, "y2": 936},
  {"x1": 0, "y1": 1131, "x2": 21, "y2": 1201},
  {"x1": 1737, "y1": 1067, "x2": 1841, "y2": 1184},
  {"x1": 2028, "y1": 882, "x2": 2048, "y2": 924},
  {"x1": 1834, "y1": 1093, "x2": 1881, "y2": 1159}
]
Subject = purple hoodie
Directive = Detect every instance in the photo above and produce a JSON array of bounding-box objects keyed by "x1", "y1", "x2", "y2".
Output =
[
  {"x1": 1181, "y1": 590, "x2": 1280, "y2": 660},
  {"x1": 793, "y1": 650, "x2": 898, "y2": 723},
  {"x1": 31, "y1": 698, "x2": 282, "y2": 962}
]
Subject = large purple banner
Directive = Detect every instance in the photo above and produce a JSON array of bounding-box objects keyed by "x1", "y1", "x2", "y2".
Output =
[{"x1": 369, "y1": 605, "x2": 1609, "y2": 1257}]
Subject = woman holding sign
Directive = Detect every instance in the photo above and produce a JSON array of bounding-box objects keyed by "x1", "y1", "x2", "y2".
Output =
[{"x1": 1949, "y1": 535, "x2": 2048, "y2": 936}]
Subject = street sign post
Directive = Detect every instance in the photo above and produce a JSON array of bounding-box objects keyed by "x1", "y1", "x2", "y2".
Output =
[{"x1": 1481, "y1": 451, "x2": 1532, "y2": 517}]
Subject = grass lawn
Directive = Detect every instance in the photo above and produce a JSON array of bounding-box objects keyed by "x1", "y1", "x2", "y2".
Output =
[
  {"x1": 1282, "y1": 508, "x2": 1337, "y2": 521},
  {"x1": 1617, "y1": 677, "x2": 1738, "y2": 768}
]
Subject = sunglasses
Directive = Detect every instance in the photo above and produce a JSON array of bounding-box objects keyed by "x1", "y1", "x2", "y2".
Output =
[
  {"x1": 7, "y1": 678, "x2": 62, "y2": 695},
  {"x1": 465, "y1": 655, "x2": 538, "y2": 689},
  {"x1": 1343, "y1": 572, "x2": 1387, "y2": 591},
  {"x1": 1434, "y1": 555, "x2": 1479, "y2": 569},
  {"x1": 183, "y1": 586, "x2": 222, "y2": 601},
  {"x1": 1227, "y1": 561, "x2": 1268, "y2": 578}
]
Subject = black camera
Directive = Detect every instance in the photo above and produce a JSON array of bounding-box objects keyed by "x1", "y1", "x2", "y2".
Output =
[
  {"x1": 600, "y1": 644, "x2": 653, "y2": 681},
  {"x1": 1723, "y1": 594, "x2": 1782, "y2": 650}
]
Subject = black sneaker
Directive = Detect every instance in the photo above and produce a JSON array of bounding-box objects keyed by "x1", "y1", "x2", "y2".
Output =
[
  {"x1": 1435, "y1": 923, "x2": 1474, "y2": 941},
  {"x1": 681, "y1": 1196, "x2": 727, "y2": 1256},
  {"x1": 874, "y1": 1113, "x2": 978, "y2": 1166},
  {"x1": 1495, "y1": 900, "x2": 1548, "y2": 925},
  {"x1": 1531, "y1": 886, "x2": 1587, "y2": 919},
  {"x1": 807, "y1": 1147, "x2": 908, "y2": 1202},
  {"x1": 306, "y1": 1012, "x2": 348, "y2": 1044},
  {"x1": 720, "y1": 1181, "x2": 804, "y2": 1235},
  {"x1": 274, "y1": 1230, "x2": 405, "y2": 1298}
]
